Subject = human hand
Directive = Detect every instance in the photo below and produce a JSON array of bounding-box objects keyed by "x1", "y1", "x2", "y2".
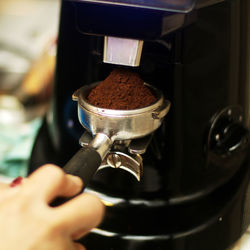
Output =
[{"x1": 0, "y1": 164, "x2": 105, "y2": 250}]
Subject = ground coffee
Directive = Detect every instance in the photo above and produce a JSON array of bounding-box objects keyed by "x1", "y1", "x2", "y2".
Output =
[{"x1": 87, "y1": 68, "x2": 156, "y2": 110}]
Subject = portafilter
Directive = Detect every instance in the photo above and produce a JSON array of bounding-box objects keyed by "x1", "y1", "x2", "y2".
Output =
[{"x1": 63, "y1": 82, "x2": 171, "y2": 187}]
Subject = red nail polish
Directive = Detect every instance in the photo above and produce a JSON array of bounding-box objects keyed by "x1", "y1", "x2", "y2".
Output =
[{"x1": 10, "y1": 176, "x2": 23, "y2": 187}]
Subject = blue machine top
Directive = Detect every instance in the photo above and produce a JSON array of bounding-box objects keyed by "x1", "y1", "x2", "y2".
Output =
[{"x1": 75, "y1": 0, "x2": 196, "y2": 13}]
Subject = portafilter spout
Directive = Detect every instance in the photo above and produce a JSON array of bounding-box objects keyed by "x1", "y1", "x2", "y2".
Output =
[{"x1": 63, "y1": 82, "x2": 171, "y2": 188}]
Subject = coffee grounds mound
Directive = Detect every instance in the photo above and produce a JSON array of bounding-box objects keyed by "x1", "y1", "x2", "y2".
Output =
[{"x1": 87, "y1": 68, "x2": 156, "y2": 110}]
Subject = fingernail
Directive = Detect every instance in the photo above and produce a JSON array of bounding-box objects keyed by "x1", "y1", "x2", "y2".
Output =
[{"x1": 10, "y1": 176, "x2": 23, "y2": 187}]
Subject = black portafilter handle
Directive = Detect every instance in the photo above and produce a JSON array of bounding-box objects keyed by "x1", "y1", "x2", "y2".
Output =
[
  {"x1": 50, "y1": 147, "x2": 102, "y2": 207},
  {"x1": 63, "y1": 147, "x2": 102, "y2": 186}
]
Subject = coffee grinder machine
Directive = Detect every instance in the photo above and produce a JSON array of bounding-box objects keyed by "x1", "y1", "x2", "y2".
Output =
[{"x1": 29, "y1": 0, "x2": 250, "y2": 249}]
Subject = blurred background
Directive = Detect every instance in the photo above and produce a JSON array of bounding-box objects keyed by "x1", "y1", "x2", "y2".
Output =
[{"x1": 0, "y1": 0, "x2": 59, "y2": 180}]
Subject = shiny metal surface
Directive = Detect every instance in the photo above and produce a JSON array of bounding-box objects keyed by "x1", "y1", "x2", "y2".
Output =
[
  {"x1": 101, "y1": 152, "x2": 142, "y2": 181},
  {"x1": 73, "y1": 82, "x2": 170, "y2": 180},
  {"x1": 78, "y1": 131, "x2": 147, "y2": 180},
  {"x1": 88, "y1": 133, "x2": 112, "y2": 159},
  {"x1": 103, "y1": 36, "x2": 143, "y2": 66},
  {"x1": 73, "y1": 82, "x2": 171, "y2": 142}
]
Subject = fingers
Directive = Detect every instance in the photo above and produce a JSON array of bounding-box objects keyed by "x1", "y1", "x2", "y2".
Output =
[
  {"x1": 0, "y1": 183, "x2": 11, "y2": 202},
  {"x1": 55, "y1": 193, "x2": 105, "y2": 237},
  {"x1": 0, "y1": 183, "x2": 9, "y2": 190},
  {"x1": 27, "y1": 165, "x2": 83, "y2": 203}
]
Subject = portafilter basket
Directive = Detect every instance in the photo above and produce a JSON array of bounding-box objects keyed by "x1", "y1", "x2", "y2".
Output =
[{"x1": 63, "y1": 82, "x2": 171, "y2": 187}]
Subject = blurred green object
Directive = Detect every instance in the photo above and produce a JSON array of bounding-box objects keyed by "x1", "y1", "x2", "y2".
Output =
[{"x1": 0, "y1": 118, "x2": 42, "y2": 177}]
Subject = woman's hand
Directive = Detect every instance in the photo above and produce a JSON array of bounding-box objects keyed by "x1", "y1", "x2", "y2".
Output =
[{"x1": 0, "y1": 164, "x2": 105, "y2": 250}]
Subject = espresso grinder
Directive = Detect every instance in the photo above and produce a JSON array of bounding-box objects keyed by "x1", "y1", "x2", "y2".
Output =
[{"x1": 29, "y1": 0, "x2": 250, "y2": 249}]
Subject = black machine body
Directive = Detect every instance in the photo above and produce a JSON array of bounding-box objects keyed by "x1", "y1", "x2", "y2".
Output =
[{"x1": 29, "y1": 0, "x2": 250, "y2": 249}]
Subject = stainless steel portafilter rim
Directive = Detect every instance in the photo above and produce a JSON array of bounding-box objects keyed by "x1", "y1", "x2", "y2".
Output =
[
  {"x1": 74, "y1": 82, "x2": 165, "y2": 116},
  {"x1": 73, "y1": 82, "x2": 171, "y2": 143}
]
